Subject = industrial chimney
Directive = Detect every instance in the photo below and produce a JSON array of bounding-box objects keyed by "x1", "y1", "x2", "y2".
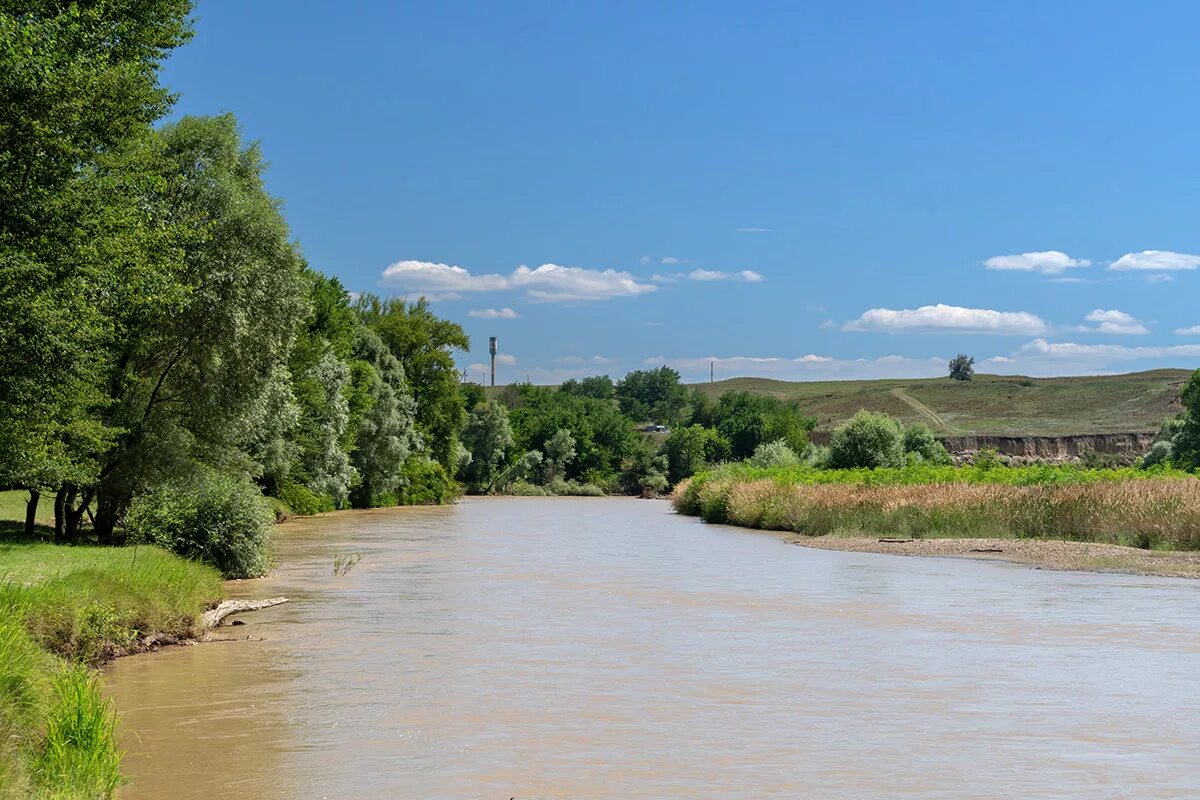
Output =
[{"x1": 489, "y1": 336, "x2": 498, "y2": 387}]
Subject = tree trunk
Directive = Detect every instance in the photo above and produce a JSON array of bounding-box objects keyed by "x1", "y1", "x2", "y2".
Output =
[
  {"x1": 53, "y1": 487, "x2": 67, "y2": 543},
  {"x1": 93, "y1": 491, "x2": 121, "y2": 545},
  {"x1": 63, "y1": 486, "x2": 81, "y2": 543},
  {"x1": 24, "y1": 490, "x2": 39, "y2": 537}
]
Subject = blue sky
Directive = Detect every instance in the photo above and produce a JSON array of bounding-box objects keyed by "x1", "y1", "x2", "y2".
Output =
[{"x1": 163, "y1": 1, "x2": 1200, "y2": 384}]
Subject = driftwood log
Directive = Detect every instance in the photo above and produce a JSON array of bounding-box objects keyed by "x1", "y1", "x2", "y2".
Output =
[{"x1": 202, "y1": 597, "x2": 289, "y2": 629}]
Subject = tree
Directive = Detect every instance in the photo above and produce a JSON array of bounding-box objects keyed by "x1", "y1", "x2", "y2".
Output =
[
  {"x1": 827, "y1": 410, "x2": 906, "y2": 469},
  {"x1": 560, "y1": 375, "x2": 614, "y2": 401},
  {"x1": 615, "y1": 367, "x2": 688, "y2": 426},
  {"x1": 714, "y1": 391, "x2": 814, "y2": 460},
  {"x1": 1169, "y1": 370, "x2": 1200, "y2": 470},
  {"x1": 460, "y1": 401, "x2": 514, "y2": 492},
  {"x1": 948, "y1": 353, "x2": 975, "y2": 381},
  {"x1": 540, "y1": 429, "x2": 577, "y2": 483},
  {"x1": 348, "y1": 327, "x2": 419, "y2": 507},
  {"x1": 664, "y1": 424, "x2": 730, "y2": 484},
  {"x1": 746, "y1": 439, "x2": 801, "y2": 469},
  {"x1": 354, "y1": 295, "x2": 470, "y2": 469}
]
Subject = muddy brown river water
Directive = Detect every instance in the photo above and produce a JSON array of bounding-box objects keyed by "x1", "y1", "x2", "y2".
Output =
[{"x1": 105, "y1": 497, "x2": 1200, "y2": 799}]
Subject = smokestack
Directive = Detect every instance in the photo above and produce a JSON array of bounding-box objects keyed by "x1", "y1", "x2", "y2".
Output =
[{"x1": 489, "y1": 336, "x2": 498, "y2": 387}]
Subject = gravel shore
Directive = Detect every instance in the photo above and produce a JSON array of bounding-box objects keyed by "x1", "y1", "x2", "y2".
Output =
[{"x1": 779, "y1": 535, "x2": 1200, "y2": 579}]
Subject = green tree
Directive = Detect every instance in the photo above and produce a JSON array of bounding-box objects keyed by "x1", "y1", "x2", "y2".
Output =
[
  {"x1": 1170, "y1": 370, "x2": 1200, "y2": 469},
  {"x1": 714, "y1": 391, "x2": 813, "y2": 460},
  {"x1": 664, "y1": 424, "x2": 730, "y2": 484},
  {"x1": 460, "y1": 401, "x2": 514, "y2": 492},
  {"x1": 827, "y1": 410, "x2": 906, "y2": 469},
  {"x1": 948, "y1": 353, "x2": 975, "y2": 381},
  {"x1": 540, "y1": 428, "x2": 577, "y2": 483},
  {"x1": 354, "y1": 295, "x2": 470, "y2": 469},
  {"x1": 901, "y1": 422, "x2": 952, "y2": 464},
  {"x1": 560, "y1": 375, "x2": 615, "y2": 400},
  {"x1": 348, "y1": 327, "x2": 419, "y2": 507},
  {"x1": 616, "y1": 367, "x2": 688, "y2": 425}
]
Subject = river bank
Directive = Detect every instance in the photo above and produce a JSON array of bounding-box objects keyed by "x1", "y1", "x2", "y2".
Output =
[
  {"x1": 774, "y1": 534, "x2": 1200, "y2": 579},
  {"x1": 0, "y1": 538, "x2": 224, "y2": 799}
]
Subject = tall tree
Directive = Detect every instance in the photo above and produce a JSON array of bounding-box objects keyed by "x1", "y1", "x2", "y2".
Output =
[{"x1": 354, "y1": 295, "x2": 469, "y2": 469}]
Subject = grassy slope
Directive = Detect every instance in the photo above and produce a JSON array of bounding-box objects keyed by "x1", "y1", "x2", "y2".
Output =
[
  {"x1": 0, "y1": 532, "x2": 224, "y2": 798},
  {"x1": 689, "y1": 369, "x2": 1190, "y2": 436}
]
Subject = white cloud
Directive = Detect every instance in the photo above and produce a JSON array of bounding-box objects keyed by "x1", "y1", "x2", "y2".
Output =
[
  {"x1": 736, "y1": 227, "x2": 772, "y2": 233},
  {"x1": 380, "y1": 260, "x2": 656, "y2": 303},
  {"x1": 650, "y1": 273, "x2": 679, "y2": 283},
  {"x1": 1175, "y1": 325, "x2": 1200, "y2": 336},
  {"x1": 639, "y1": 256, "x2": 652, "y2": 265},
  {"x1": 1110, "y1": 250, "x2": 1200, "y2": 271},
  {"x1": 984, "y1": 251, "x2": 1091, "y2": 274},
  {"x1": 554, "y1": 355, "x2": 619, "y2": 365},
  {"x1": 1146, "y1": 273, "x2": 1176, "y2": 284},
  {"x1": 660, "y1": 256, "x2": 682, "y2": 265},
  {"x1": 495, "y1": 353, "x2": 517, "y2": 365},
  {"x1": 647, "y1": 354, "x2": 947, "y2": 382},
  {"x1": 1082, "y1": 309, "x2": 1149, "y2": 335},
  {"x1": 684, "y1": 269, "x2": 763, "y2": 282},
  {"x1": 844, "y1": 304, "x2": 1049, "y2": 335},
  {"x1": 467, "y1": 307, "x2": 521, "y2": 319},
  {"x1": 978, "y1": 338, "x2": 1200, "y2": 376}
]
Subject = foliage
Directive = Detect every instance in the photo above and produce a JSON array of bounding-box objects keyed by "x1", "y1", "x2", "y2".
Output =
[
  {"x1": 353, "y1": 295, "x2": 469, "y2": 469},
  {"x1": 901, "y1": 422, "x2": 951, "y2": 464},
  {"x1": 948, "y1": 353, "x2": 975, "y2": 381},
  {"x1": 276, "y1": 482, "x2": 333, "y2": 516},
  {"x1": 348, "y1": 327, "x2": 419, "y2": 507},
  {"x1": 459, "y1": 401, "x2": 515, "y2": 492},
  {"x1": 713, "y1": 391, "x2": 814, "y2": 460},
  {"x1": 827, "y1": 410, "x2": 906, "y2": 469},
  {"x1": 746, "y1": 439, "x2": 801, "y2": 469},
  {"x1": 540, "y1": 429, "x2": 577, "y2": 483},
  {"x1": 615, "y1": 366, "x2": 689, "y2": 426},
  {"x1": 664, "y1": 424, "x2": 731, "y2": 483},
  {"x1": 620, "y1": 440, "x2": 670, "y2": 495},
  {"x1": 31, "y1": 667, "x2": 123, "y2": 798},
  {"x1": 396, "y1": 457, "x2": 459, "y2": 505},
  {"x1": 560, "y1": 375, "x2": 615, "y2": 400},
  {"x1": 126, "y1": 468, "x2": 274, "y2": 578},
  {"x1": 973, "y1": 447, "x2": 1001, "y2": 470}
]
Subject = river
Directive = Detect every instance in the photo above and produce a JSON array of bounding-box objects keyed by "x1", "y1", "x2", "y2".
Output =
[{"x1": 105, "y1": 497, "x2": 1200, "y2": 799}]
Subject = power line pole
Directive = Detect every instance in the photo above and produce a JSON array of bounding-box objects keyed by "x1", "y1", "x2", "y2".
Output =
[
  {"x1": 489, "y1": 337, "x2": 498, "y2": 387},
  {"x1": 710, "y1": 360, "x2": 714, "y2": 383}
]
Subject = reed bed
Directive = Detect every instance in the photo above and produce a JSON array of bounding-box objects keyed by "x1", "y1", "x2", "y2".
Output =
[{"x1": 672, "y1": 467, "x2": 1200, "y2": 550}]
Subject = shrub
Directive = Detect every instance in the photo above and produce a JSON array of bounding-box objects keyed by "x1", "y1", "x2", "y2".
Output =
[
  {"x1": 902, "y1": 423, "x2": 951, "y2": 465},
  {"x1": 276, "y1": 481, "x2": 333, "y2": 515},
  {"x1": 974, "y1": 447, "x2": 1001, "y2": 470},
  {"x1": 746, "y1": 439, "x2": 801, "y2": 469},
  {"x1": 397, "y1": 457, "x2": 460, "y2": 505},
  {"x1": 827, "y1": 410, "x2": 905, "y2": 469},
  {"x1": 126, "y1": 469, "x2": 274, "y2": 578}
]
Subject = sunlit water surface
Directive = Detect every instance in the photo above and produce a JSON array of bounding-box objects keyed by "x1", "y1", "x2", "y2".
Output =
[{"x1": 106, "y1": 497, "x2": 1200, "y2": 799}]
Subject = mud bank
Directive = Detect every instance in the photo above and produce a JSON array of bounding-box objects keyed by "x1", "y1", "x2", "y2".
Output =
[{"x1": 782, "y1": 535, "x2": 1200, "y2": 579}]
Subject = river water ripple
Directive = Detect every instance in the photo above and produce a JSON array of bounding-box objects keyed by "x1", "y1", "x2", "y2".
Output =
[{"x1": 106, "y1": 497, "x2": 1200, "y2": 799}]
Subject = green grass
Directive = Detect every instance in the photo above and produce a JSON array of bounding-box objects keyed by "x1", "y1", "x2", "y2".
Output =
[
  {"x1": 0, "y1": 490, "x2": 52, "y2": 526},
  {"x1": 688, "y1": 369, "x2": 1189, "y2": 436},
  {"x1": 0, "y1": 540, "x2": 224, "y2": 798}
]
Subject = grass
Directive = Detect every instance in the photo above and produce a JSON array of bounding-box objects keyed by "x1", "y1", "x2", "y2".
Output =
[
  {"x1": 0, "y1": 535, "x2": 224, "y2": 798},
  {"x1": 688, "y1": 369, "x2": 1189, "y2": 436},
  {"x1": 0, "y1": 489, "x2": 52, "y2": 526},
  {"x1": 673, "y1": 464, "x2": 1200, "y2": 551}
]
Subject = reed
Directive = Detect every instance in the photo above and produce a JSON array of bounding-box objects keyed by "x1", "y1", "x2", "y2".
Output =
[{"x1": 672, "y1": 466, "x2": 1200, "y2": 550}]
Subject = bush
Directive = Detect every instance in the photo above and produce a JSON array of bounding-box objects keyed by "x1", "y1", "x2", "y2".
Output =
[
  {"x1": 902, "y1": 423, "x2": 951, "y2": 465},
  {"x1": 397, "y1": 457, "x2": 460, "y2": 505},
  {"x1": 1142, "y1": 440, "x2": 1173, "y2": 469},
  {"x1": 827, "y1": 410, "x2": 905, "y2": 469},
  {"x1": 276, "y1": 481, "x2": 333, "y2": 516},
  {"x1": 126, "y1": 469, "x2": 274, "y2": 578},
  {"x1": 746, "y1": 439, "x2": 801, "y2": 469}
]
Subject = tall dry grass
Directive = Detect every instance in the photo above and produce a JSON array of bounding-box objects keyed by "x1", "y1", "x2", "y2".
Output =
[{"x1": 671, "y1": 472, "x2": 1200, "y2": 550}]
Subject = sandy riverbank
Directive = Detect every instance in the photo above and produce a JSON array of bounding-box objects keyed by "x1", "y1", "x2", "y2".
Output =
[{"x1": 778, "y1": 535, "x2": 1200, "y2": 579}]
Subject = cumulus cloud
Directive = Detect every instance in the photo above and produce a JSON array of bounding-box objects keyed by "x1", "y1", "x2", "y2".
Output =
[
  {"x1": 660, "y1": 256, "x2": 683, "y2": 265},
  {"x1": 844, "y1": 304, "x2": 1049, "y2": 335},
  {"x1": 984, "y1": 251, "x2": 1091, "y2": 274},
  {"x1": 467, "y1": 307, "x2": 521, "y2": 319},
  {"x1": 1110, "y1": 250, "x2": 1200, "y2": 271},
  {"x1": 1081, "y1": 309, "x2": 1149, "y2": 335},
  {"x1": 645, "y1": 354, "x2": 947, "y2": 382},
  {"x1": 495, "y1": 353, "x2": 517, "y2": 365},
  {"x1": 380, "y1": 260, "x2": 656, "y2": 303},
  {"x1": 1175, "y1": 325, "x2": 1200, "y2": 336}
]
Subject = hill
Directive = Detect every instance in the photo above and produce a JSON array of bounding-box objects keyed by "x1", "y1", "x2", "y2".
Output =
[{"x1": 687, "y1": 369, "x2": 1191, "y2": 436}]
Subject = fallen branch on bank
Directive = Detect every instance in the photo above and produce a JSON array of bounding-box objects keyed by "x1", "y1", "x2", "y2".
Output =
[{"x1": 202, "y1": 597, "x2": 289, "y2": 629}]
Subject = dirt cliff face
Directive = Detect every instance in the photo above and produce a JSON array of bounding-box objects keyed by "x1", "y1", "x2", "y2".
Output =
[{"x1": 939, "y1": 433, "x2": 1156, "y2": 460}]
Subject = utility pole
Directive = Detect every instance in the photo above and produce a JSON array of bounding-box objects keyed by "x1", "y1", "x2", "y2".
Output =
[
  {"x1": 489, "y1": 337, "x2": 498, "y2": 387},
  {"x1": 710, "y1": 360, "x2": 714, "y2": 383}
]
